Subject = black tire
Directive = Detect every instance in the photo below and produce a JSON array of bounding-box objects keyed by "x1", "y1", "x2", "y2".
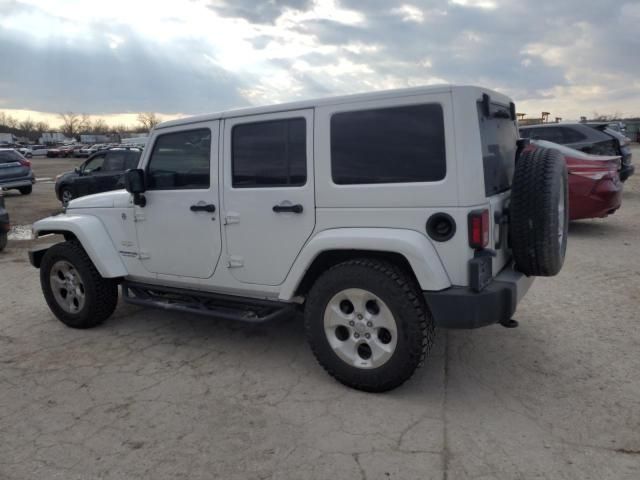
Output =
[
  {"x1": 0, "y1": 232, "x2": 7, "y2": 252},
  {"x1": 19, "y1": 186, "x2": 32, "y2": 195},
  {"x1": 60, "y1": 187, "x2": 74, "y2": 206},
  {"x1": 510, "y1": 146, "x2": 568, "y2": 276},
  {"x1": 40, "y1": 241, "x2": 118, "y2": 328},
  {"x1": 305, "y1": 258, "x2": 434, "y2": 392}
]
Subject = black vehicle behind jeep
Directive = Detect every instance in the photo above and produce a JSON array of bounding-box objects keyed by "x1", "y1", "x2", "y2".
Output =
[
  {"x1": 55, "y1": 148, "x2": 141, "y2": 205},
  {"x1": 519, "y1": 123, "x2": 634, "y2": 181}
]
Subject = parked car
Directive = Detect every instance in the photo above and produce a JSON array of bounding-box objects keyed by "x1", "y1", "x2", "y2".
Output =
[
  {"x1": 55, "y1": 148, "x2": 142, "y2": 205},
  {"x1": 519, "y1": 123, "x2": 633, "y2": 181},
  {"x1": 529, "y1": 140, "x2": 622, "y2": 220},
  {"x1": 16, "y1": 147, "x2": 33, "y2": 158},
  {"x1": 0, "y1": 193, "x2": 9, "y2": 251},
  {"x1": 584, "y1": 123, "x2": 634, "y2": 181},
  {"x1": 30, "y1": 85, "x2": 569, "y2": 392},
  {"x1": 57, "y1": 145, "x2": 76, "y2": 158},
  {"x1": 74, "y1": 145, "x2": 91, "y2": 157},
  {"x1": 0, "y1": 148, "x2": 35, "y2": 195},
  {"x1": 31, "y1": 145, "x2": 48, "y2": 156},
  {"x1": 46, "y1": 147, "x2": 62, "y2": 158}
]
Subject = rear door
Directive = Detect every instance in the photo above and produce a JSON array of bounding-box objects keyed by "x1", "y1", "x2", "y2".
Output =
[{"x1": 222, "y1": 110, "x2": 315, "y2": 286}]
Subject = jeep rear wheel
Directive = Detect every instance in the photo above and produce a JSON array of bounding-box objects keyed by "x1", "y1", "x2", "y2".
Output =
[
  {"x1": 305, "y1": 258, "x2": 434, "y2": 392},
  {"x1": 510, "y1": 146, "x2": 568, "y2": 276},
  {"x1": 40, "y1": 241, "x2": 118, "y2": 328}
]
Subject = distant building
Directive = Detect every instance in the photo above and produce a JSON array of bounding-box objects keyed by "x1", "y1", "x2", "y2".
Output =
[
  {"x1": 120, "y1": 135, "x2": 147, "y2": 146},
  {"x1": 80, "y1": 134, "x2": 115, "y2": 144},
  {"x1": 0, "y1": 133, "x2": 16, "y2": 144},
  {"x1": 39, "y1": 132, "x2": 72, "y2": 144}
]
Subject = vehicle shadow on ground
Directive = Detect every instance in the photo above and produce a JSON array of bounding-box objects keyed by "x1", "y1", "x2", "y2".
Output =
[{"x1": 568, "y1": 220, "x2": 632, "y2": 238}]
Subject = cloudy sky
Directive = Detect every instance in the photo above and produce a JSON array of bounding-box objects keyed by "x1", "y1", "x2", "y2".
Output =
[{"x1": 1, "y1": 0, "x2": 639, "y2": 126}]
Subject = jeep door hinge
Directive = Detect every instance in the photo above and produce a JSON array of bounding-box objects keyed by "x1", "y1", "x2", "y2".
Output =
[
  {"x1": 224, "y1": 212, "x2": 240, "y2": 225},
  {"x1": 227, "y1": 255, "x2": 244, "y2": 268}
]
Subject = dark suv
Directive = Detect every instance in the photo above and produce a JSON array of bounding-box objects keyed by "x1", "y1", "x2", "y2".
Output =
[
  {"x1": 519, "y1": 123, "x2": 634, "y2": 181},
  {"x1": 55, "y1": 148, "x2": 141, "y2": 205}
]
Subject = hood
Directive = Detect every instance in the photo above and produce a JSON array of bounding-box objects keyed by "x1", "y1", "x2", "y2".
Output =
[{"x1": 67, "y1": 190, "x2": 132, "y2": 209}]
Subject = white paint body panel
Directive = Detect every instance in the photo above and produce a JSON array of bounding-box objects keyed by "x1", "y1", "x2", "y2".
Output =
[
  {"x1": 32, "y1": 214, "x2": 128, "y2": 278},
  {"x1": 278, "y1": 228, "x2": 451, "y2": 300},
  {"x1": 32, "y1": 85, "x2": 520, "y2": 303}
]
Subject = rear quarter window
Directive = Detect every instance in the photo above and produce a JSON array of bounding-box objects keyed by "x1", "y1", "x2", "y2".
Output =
[
  {"x1": 330, "y1": 103, "x2": 446, "y2": 184},
  {"x1": 478, "y1": 102, "x2": 518, "y2": 196}
]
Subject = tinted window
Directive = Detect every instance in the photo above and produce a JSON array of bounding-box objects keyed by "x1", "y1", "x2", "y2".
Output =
[
  {"x1": 147, "y1": 129, "x2": 211, "y2": 190},
  {"x1": 478, "y1": 102, "x2": 517, "y2": 196},
  {"x1": 330, "y1": 104, "x2": 446, "y2": 184},
  {"x1": 232, "y1": 118, "x2": 306, "y2": 188},
  {"x1": 103, "y1": 151, "x2": 127, "y2": 172},
  {"x1": 0, "y1": 150, "x2": 23, "y2": 163},
  {"x1": 560, "y1": 127, "x2": 586, "y2": 143},
  {"x1": 124, "y1": 151, "x2": 141, "y2": 170},
  {"x1": 84, "y1": 155, "x2": 105, "y2": 173}
]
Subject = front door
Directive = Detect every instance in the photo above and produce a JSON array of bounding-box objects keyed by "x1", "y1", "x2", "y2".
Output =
[
  {"x1": 134, "y1": 123, "x2": 222, "y2": 279},
  {"x1": 222, "y1": 109, "x2": 315, "y2": 286}
]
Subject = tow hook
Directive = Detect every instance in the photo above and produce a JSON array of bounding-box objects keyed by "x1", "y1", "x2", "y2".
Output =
[{"x1": 500, "y1": 318, "x2": 519, "y2": 328}]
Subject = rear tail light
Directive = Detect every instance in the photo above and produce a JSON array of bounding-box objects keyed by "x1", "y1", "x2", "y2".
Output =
[
  {"x1": 19, "y1": 158, "x2": 31, "y2": 167},
  {"x1": 468, "y1": 209, "x2": 490, "y2": 249}
]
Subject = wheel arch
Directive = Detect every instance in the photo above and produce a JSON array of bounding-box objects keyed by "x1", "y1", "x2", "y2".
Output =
[
  {"x1": 32, "y1": 215, "x2": 128, "y2": 278},
  {"x1": 279, "y1": 228, "x2": 451, "y2": 301}
]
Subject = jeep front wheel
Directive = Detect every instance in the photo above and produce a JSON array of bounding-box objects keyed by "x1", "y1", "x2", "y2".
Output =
[
  {"x1": 305, "y1": 258, "x2": 434, "y2": 392},
  {"x1": 40, "y1": 241, "x2": 118, "y2": 328}
]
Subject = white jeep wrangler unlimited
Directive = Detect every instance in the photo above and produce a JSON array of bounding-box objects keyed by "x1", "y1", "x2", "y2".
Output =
[{"x1": 30, "y1": 86, "x2": 568, "y2": 392}]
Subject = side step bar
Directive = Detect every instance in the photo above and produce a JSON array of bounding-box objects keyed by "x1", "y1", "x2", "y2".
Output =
[{"x1": 122, "y1": 281, "x2": 297, "y2": 323}]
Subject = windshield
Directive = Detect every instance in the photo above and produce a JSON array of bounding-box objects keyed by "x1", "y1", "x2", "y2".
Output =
[
  {"x1": 0, "y1": 150, "x2": 23, "y2": 163},
  {"x1": 477, "y1": 101, "x2": 518, "y2": 196}
]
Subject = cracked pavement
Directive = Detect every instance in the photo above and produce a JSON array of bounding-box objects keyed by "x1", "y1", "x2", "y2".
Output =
[{"x1": 1, "y1": 150, "x2": 639, "y2": 479}]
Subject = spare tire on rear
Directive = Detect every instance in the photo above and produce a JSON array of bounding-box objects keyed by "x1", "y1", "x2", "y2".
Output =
[{"x1": 510, "y1": 146, "x2": 568, "y2": 276}]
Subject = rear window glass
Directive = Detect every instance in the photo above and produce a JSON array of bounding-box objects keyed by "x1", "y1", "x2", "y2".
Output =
[
  {"x1": 0, "y1": 150, "x2": 23, "y2": 163},
  {"x1": 330, "y1": 104, "x2": 446, "y2": 184},
  {"x1": 478, "y1": 102, "x2": 517, "y2": 196}
]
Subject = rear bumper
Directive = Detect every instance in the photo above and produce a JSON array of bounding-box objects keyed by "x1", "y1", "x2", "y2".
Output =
[
  {"x1": 0, "y1": 175, "x2": 35, "y2": 190},
  {"x1": 620, "y1": 164, "x2": 634, "y2": 182},
  {"x1": 424, "y1": 266, "x2": 534, "y2": 329}
]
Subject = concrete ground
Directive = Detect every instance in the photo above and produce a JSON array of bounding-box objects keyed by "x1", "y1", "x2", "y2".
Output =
[{"x1": 1, "y1": 150, "x2": 639, "y2": 479}]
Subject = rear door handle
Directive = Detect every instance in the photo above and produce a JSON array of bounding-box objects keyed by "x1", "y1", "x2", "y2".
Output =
[
  {"x1": 190, "y1": 204, "x2": 216, "y2": 213},
  {"x1": 273, "y1": 204, "x2": 303, "y2": 214}
]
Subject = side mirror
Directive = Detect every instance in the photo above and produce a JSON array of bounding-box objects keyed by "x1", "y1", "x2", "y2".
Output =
[
  {"x1": 124, "y1": 169, "x2": 147, "y2": 207},
  {"x1": 74, "y1": 167, "x2": 80, "y2": 174}
]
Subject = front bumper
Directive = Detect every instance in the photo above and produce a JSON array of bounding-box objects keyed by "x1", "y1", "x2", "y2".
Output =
[{"x1": 424, "y1": 266, "x2": 534, "y2": 329}]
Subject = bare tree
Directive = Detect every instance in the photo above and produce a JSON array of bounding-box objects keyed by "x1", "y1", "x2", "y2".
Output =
[
  {"x1": 78, "y1": 114, "x2": 92, "y2": 134},
  {"x1": 35, "y1": 121, "x2": 50, "y2": 133},
  {"x1": 6, "y1": 115, "x2": 18, "y2": 129},
  {"x1": 137, "y1": 112, "x2": 161, "y2": 131},
  {"x1": 92, "y1": 118, "x2": 109, "y2": 134},
  {"x1": 59, "y1": 112, "x2": 80, "y2": 138},
  {"x1": 19, "y1": 117, "x2": 35, "y2": 135}
]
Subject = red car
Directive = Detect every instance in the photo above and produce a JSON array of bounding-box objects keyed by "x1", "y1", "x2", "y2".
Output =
[{"x1": 529, "y1": 140, "x2": 622, "y2": 220}]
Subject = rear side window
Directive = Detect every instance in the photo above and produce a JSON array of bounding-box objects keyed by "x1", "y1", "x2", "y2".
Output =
[
  {"x1": 330, "y1": 104, "x2": 446, "y2": 184},
  {"x1": 103, "y1": 151, "x2": 127, "y2": 172},
  {"x1": 147, "y1": 129, "x2": 211, "y2": 190},
  {"x1": 232, "y1": 118, "x2": 306, "y2": 188},
  {"x1": 124, "y1": 151, "x2": 141, "y2": 170},
  {"x1": 560, "y1": 127, "x2": 586, "y2": 143},
  {"x1": 0, "y1": 150, "x2": 23, "y2": 163}
]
